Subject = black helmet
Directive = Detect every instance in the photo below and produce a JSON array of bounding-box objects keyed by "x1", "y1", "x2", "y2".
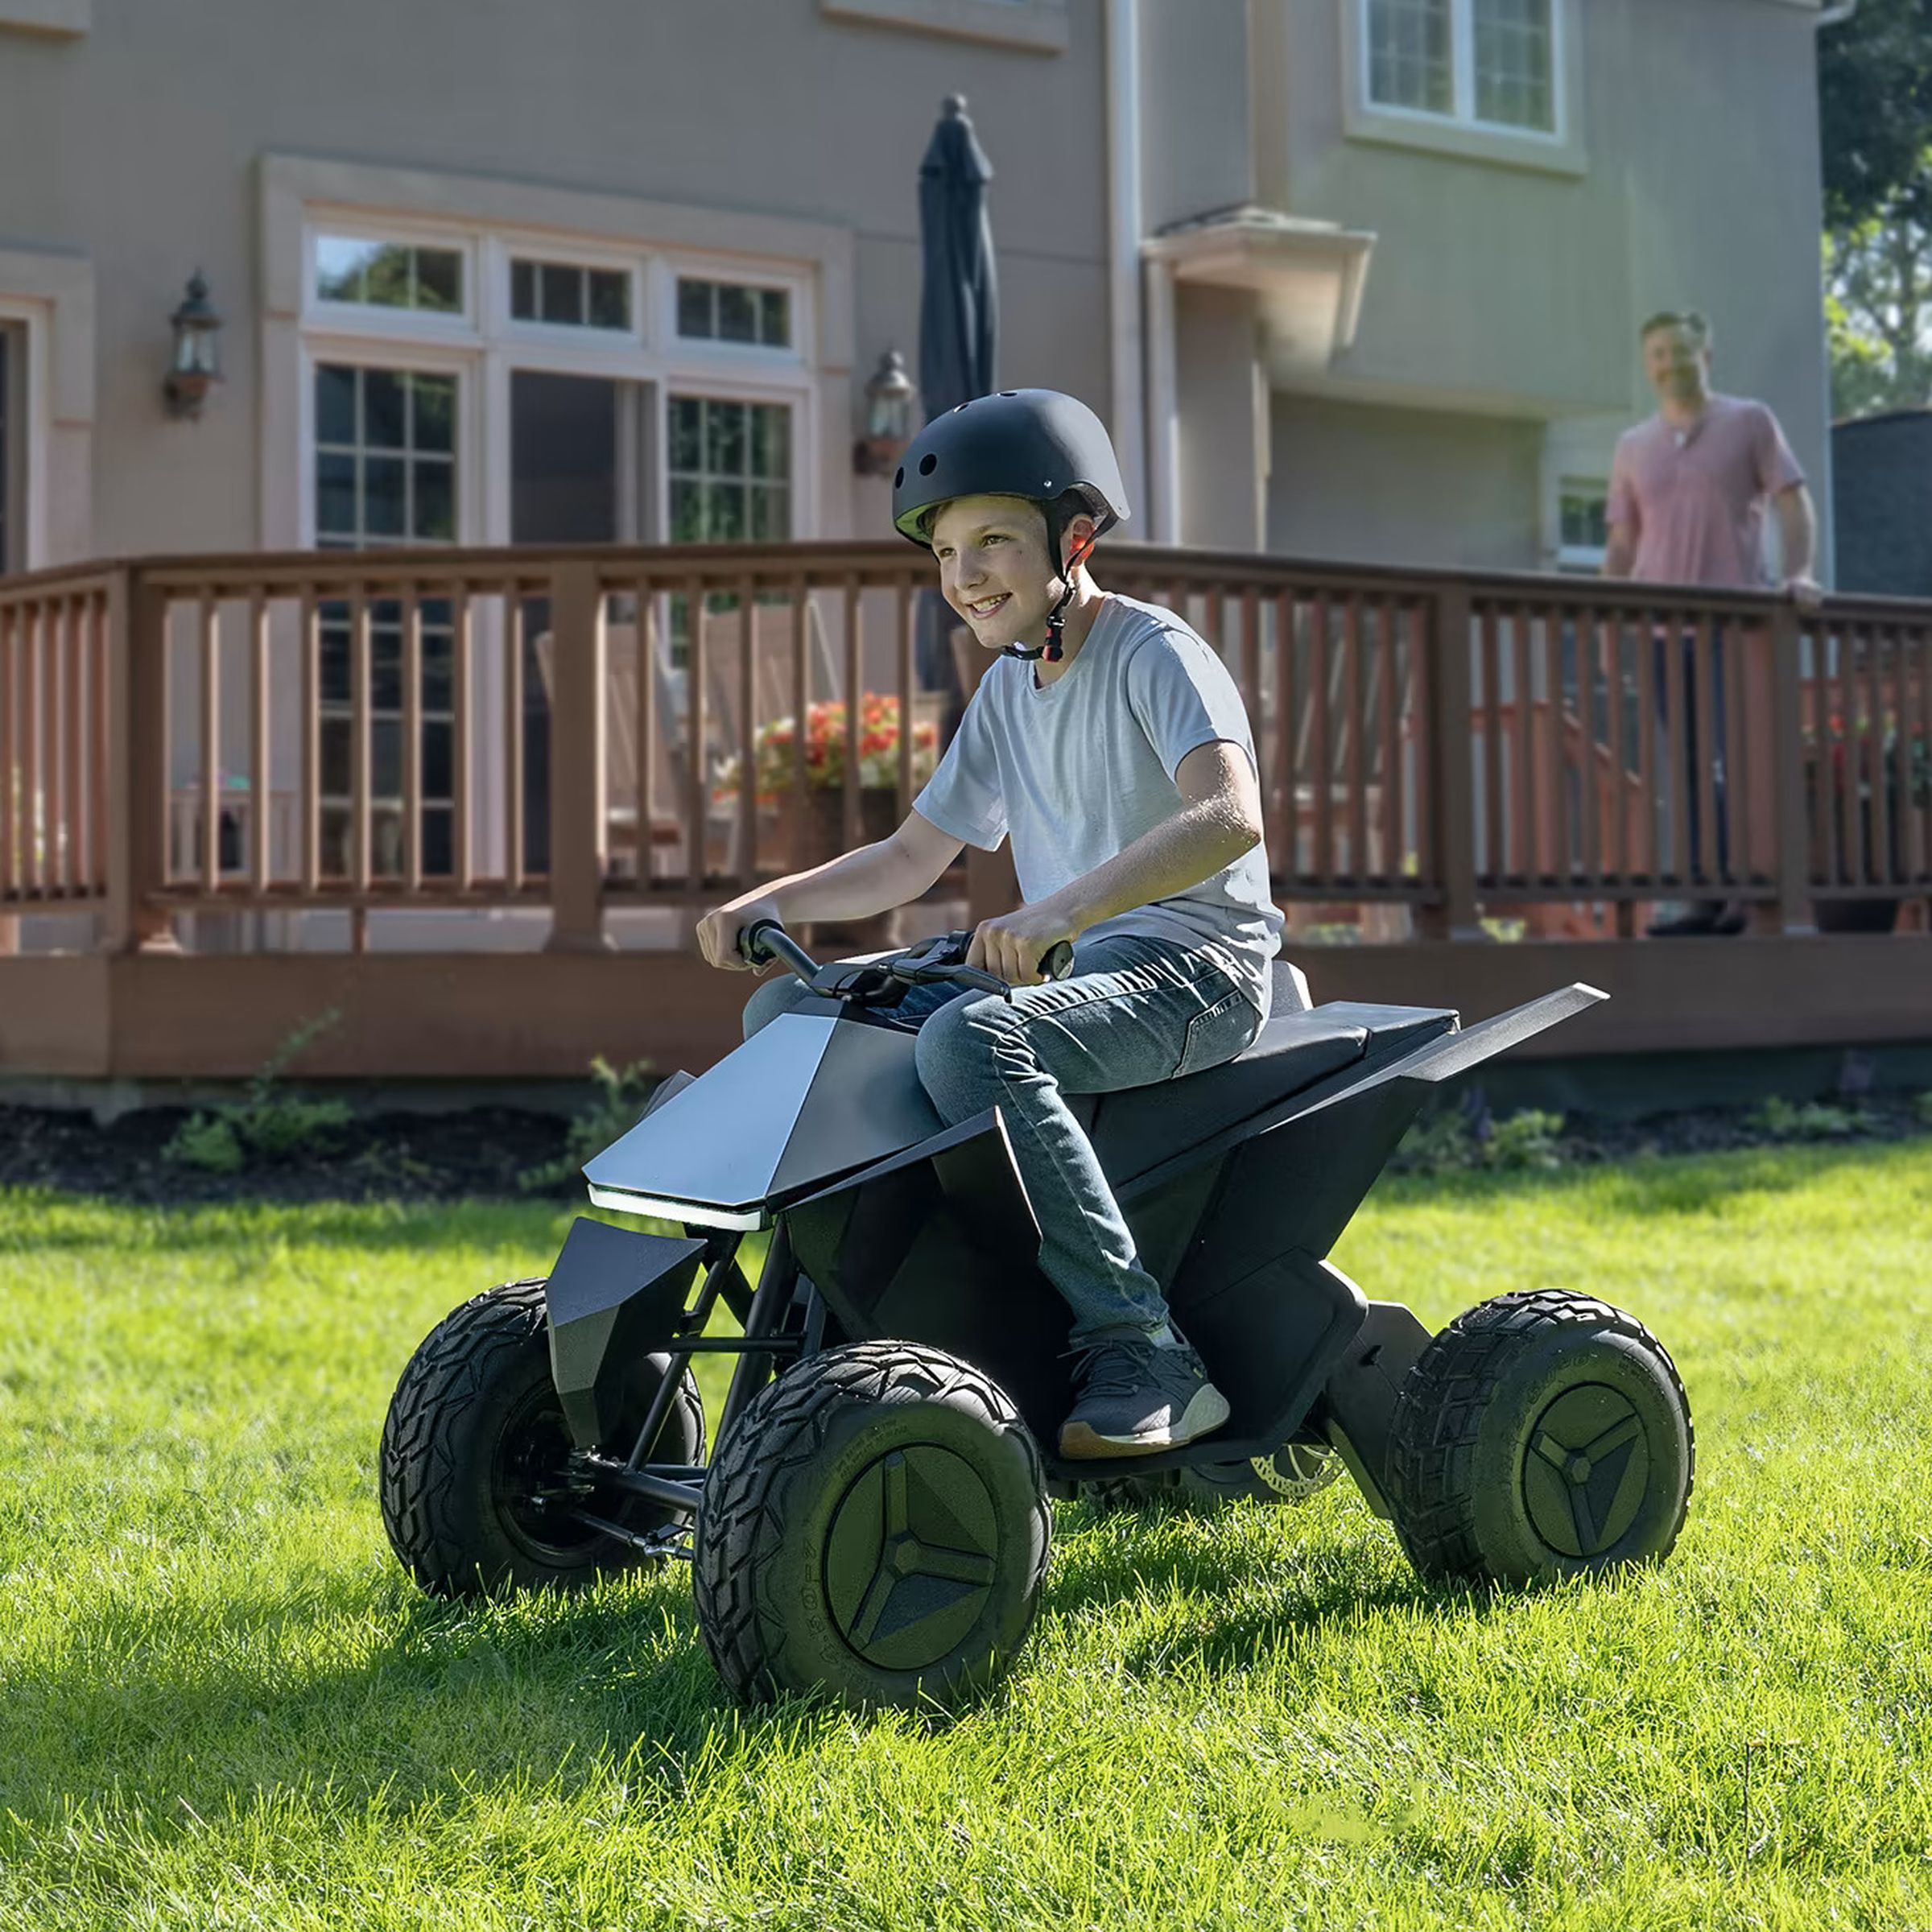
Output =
[{"x1": 891, "y1": 388, "x2": 1130, "y2": 557}]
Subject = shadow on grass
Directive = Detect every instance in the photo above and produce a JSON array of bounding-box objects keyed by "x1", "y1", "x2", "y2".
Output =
[{"x1": 0, "y1": 1500, "x2": 1521, "y2": 1835}]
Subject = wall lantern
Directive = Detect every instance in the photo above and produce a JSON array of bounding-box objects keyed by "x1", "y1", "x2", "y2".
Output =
[
  {"x1": 163, "y1": 270, "x2": 224, "y2": 420},
  {"x1": 853, "y1": 349, "x2": 919, "y2": 476}
]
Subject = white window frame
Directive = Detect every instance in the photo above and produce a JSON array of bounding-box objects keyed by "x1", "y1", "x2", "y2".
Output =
[
  {"x1": 493, "y1": 234, "x2": 644, "y2": 347},
  {"x1": 1359, "y1": 0, "x2": 1565, "y2": 142},
  {"x1": 1343, "y1": 0, "x2": 1585, "y2": 176},
  {"x1": 0, "y1": 295, "x2": 51, "y2": 572},
  {"x1": 1554, "y1": 474, "x2": 1609, "y2": 574},
  {"x1": 306, "y1": 217, "x2": 482, "y2": 340},
  {"x1": 659, "y1": 253, "x2": 812, "y2": 366}
]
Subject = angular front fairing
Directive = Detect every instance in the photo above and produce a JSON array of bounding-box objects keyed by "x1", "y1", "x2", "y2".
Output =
[{"x1": 582, "y1": 1011, "x2": 943, "y2": 1224}]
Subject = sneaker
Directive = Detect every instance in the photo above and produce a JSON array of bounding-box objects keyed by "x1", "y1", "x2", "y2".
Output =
[{"x1": 1058, "y1": 1330, "x2": 1232, "y2": 1460}]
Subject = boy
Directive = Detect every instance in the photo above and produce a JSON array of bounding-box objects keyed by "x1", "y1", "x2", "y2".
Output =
[{"x1": 696, "y1": 389, "x2": 1282, "y2": 1459}]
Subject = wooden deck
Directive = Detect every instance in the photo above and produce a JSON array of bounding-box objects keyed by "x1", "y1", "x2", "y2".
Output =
[{"x1": 1, "y1": 538, "x2": 1928, "y2": 1080}]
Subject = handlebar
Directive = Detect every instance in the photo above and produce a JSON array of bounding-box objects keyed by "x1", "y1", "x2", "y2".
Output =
[{"x1": 738, "y1": 919, "x2": 1073, "y2": 1001}]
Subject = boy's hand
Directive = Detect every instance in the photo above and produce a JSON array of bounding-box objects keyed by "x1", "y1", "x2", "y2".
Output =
[
  {"x1": 968, "y1": 904, "x2": 1077, "y2": 988},
  {"x1": 696, "y1": 898, "x2": 779, "y2": 971}
]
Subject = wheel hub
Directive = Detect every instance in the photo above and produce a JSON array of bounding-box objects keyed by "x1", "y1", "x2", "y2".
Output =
[
  {"x1": 824, "y1": 1447, "x2": 1001, "y2": 1672},
  {"x1": 1521, "y1": 1382, "x2": 1649, "y2": 1558}
]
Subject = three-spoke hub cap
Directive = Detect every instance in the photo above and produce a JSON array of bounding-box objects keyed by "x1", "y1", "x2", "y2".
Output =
[
  {"x1": 824, "y1": 1447, "x2": 1001, "y2": 1670},
  {"x1": 1521, "y1": 1382, "x2": 1650, "y2": 1558}
]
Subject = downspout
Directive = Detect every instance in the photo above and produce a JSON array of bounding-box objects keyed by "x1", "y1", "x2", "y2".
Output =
[{"x1": 1106, "y1": 0, "x2": 1149, "y2": 524}]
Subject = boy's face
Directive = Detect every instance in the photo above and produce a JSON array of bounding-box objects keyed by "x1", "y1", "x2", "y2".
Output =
[{"x1": 929, "y1": 494, "x2": 1077, "y2": 650}]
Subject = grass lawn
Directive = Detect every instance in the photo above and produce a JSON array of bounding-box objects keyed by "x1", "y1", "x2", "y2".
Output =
[{"x1": 2, "y1": 1141, "x2": 1930, "y2": 1931}]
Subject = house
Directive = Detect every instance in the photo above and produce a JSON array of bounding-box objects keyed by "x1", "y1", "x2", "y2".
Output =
[{"x1": 0, "y1": 0, "x2": 1839, "y2": 583}]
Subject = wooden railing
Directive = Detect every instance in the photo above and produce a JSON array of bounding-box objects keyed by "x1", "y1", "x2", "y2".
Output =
[{"x1": 0, "y1": 541, "x2": 1927, "y2": 952}]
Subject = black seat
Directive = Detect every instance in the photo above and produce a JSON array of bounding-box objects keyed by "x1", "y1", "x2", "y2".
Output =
[{"x1": 1082, "y1": 999, "x2": 1459, "y2": 1186}]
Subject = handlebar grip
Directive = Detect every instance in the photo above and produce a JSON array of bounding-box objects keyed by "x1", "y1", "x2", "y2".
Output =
[
  {"x1": 1040, "y1": 941, "x2": 1075, "y2": 982},
  {"x1": 737, "y1": 917, "x2": 785, "y2": 966}
]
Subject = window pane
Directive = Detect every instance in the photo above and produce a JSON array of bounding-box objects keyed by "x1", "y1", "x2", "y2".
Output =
[
  {"x1": 706, "y1": 399, "x2": 747, "y2": 475},
  {"x1": 423, "y1": 720, "x2": 453, "y2": 799},
  {"x1": 364, "y1": 456, "x2": 407, "y2": 536},
  {"x1": 414, "y1": 247, "x2": 463, "y2": 313},
  {"x1": 371, "y1": 630, "x2": 403, "y2": 711},
  {"x1": 758, "y1": 287, "x2": 791, "y2": 346},
  {"x1": 540, "y1": 263, "x2": 582, "y2": 326},
  {"x1": 669, "y1": 479, "x2": 704, "y2": 543},
  {"x1": 749, "y1": 402, "x2": 791, "y2": 480},
  {"x1": 1367, "y1": 0, "x2": 1451, "y2": 114},
  {"x1": 415, "y1": 459, "x2": 456, "y2": 542},
  {"x1": 362, "y1": 369, "x2": 407, "y2": 450},
  {"x1": 411, "y1": 374, "x2": 455, "y2": 454},
  {"x1": 669, "y1": 395, "x2": 704, "y2": 471},
  {"x1": 320, "y1": 717, "x2": 352, "y2": 797},
  {"x1": 749, "y1": 483, "x2": 791, "y2": 541},
  {"x1": 371, "y1": 804, "x2": 404, "y2": 879},
  {"x1": 320, "y1": 805, "x2": 353, "y2": 880},
  {"x1": 1475, "y1": 0, "x2": 1554, "y2": 130},
  {"x1": 717, "y1": 284, "x2": 758, "y2": 344},
  {"x1": 421, "y1": 632, "x2": 454, "y2": 712},
  {"x1": 373, "y1": 720, "x2": 403, "y2": 799},
  {"x1": 421, "y1": 806, "x2": 454, "y2": 877},
  {"x1": 316, "y1": 363, "x2": 357, "y2": 446},
  {"x1": 316, "y1": 237, "x2": 377, "y2": 304},
  {"x1": 361, "y1": 245, "x2": 418, "y2": 310},
  {"x1": 588, "y1": 269, "x2": 630, "y2": 330},
  {"x1": 317, "y1": 452, "x2": 357, "y2": 541},
  {"x1": 705, "y1": 481, "x2": 746, "y2": 542},
  {"x1": 319, "y1": 622, "x2": 352, "y2": 704},
  {"x1": 677, "y1": 278, "x2": 714, "y2": 338},
  {"x1": 510, "y1": 258, "x2": 536, "y2": 320}
]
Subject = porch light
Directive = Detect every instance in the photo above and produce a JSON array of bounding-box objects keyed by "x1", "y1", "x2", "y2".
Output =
[
  {"x1": 163, "y1": 270, "x2": 224, "y2": 420},
  {"x1": 854, "y1": 349, "x2": 918, "y2": 476}
]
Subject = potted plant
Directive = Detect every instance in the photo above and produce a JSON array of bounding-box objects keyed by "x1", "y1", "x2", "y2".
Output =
[
  {"x1": 716, "y1": 694, "x2": 940, "y2": 950},
  {"x1": 1804, "y1": 710, "x2": 1931, "y2": 932}
]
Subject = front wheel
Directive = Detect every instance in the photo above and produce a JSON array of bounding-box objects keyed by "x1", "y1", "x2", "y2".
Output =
[
  {"x1": 380, "y1": 1278, "x2": 704, "y2": 1596},
  {"x1": 695, "y1": 1342, "x2": 1051, "y2": 1711},
  {"x1": 1385, "y1": 1289, "x2": 1694, "y2": 1587}
]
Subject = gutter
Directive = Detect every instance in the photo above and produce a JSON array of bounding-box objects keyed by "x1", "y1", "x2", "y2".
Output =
[{"x1": 1105, "y1": 0, "x2": 1148, "y2": 522}]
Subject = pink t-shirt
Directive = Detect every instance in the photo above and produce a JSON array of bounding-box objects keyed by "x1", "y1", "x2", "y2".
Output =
[{"x1": 1607, "y1": 394, "x2": 1806, "y2": 589}]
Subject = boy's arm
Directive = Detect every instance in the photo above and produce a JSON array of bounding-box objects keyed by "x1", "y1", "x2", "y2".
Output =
[
  {"x1": 696, "y1": 810, "x2": 964, "y2": 970},
  {"x1": 966, "y1": 741, "x2": 1264, "y2": 987}
]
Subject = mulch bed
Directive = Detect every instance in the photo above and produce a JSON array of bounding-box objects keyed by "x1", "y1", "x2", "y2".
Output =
[{"x1": 0, "y1": 1088, "x2": 1926, "y2": 1208}]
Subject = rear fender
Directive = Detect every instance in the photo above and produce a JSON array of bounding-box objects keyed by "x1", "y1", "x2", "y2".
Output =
[{"x1": 544, "y1": 1216, "x2": 707, "y2": 1449}]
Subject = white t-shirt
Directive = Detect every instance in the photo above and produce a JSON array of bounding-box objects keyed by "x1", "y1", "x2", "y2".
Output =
[{"x1": 913, "y1": 591, "x2": 1283, "y2": 1012}]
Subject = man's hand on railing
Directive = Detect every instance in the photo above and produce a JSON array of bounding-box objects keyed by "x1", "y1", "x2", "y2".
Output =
[{"x1": 1783, "y1": 572, "x2": 1823, "y2": 613}]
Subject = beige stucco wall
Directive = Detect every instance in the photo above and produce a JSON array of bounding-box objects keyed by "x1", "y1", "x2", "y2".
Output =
[
  {"x1": 1254, "y1": 0, "x2": 1833, "y2": 576},
  {"x1": 1268, "y1": 391, "x2": 1544, "y2": 572},
  {"x1": 0, "y1": 0, "x2": 1113, "y2": 560}
]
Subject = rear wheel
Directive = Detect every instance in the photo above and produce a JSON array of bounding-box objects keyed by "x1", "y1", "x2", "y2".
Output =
[
  {"x1": 381, "y1": 1278, "x2": 704, "y2": 1596},
  {"x1": 695, "y1": 1342, "x2": 1050, "y2": 1710},
  {"x1": 1385, "y1": 1288, "x2": 1693, "y2": 1587}
]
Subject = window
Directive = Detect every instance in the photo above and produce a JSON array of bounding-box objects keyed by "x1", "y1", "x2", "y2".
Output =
[
  {"x1": 0, "y1": 323, "x2": 20, "y2": 575},
  {"x1": 1557, "y1": 477, "x2": 1608, "y2": 571},
  {"x1": 314, "y1": 364, "x2": 457, "y2": 547},
  {"x1": 676, "y1": 278, "x2": 791, "y2": 349},
  {"x1": 316, "y1": 236, "x2": 464, "y2": 315},
  {"x1": 510, "y1": 258, "x2": 632, "y2": 332},
  {"x1": 312, "y1": 361, "x2": 459, "y2": 878},
  {"x1": 668, "y1": 394, "x2": 792, "y2": 543},
  {"x1": 1364, "y1": 0, "x2": 1556, "y2": 136}
]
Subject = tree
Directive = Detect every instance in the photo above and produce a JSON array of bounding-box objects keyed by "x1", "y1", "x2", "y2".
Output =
[{"x1": 1818, "y1": 0, "x2": 1932, "y2": 415}]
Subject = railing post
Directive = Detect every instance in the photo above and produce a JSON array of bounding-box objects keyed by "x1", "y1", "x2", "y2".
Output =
[
  {"x1": 543, "y1": 559, "x2": 613, "y2": 954},
  {"x1": 1770, "y1": 601, "x2": 1815, "y2": 935},
  {"x1": 101, "y1": 567, "x2": 180, "y2": 954},
  {"x1": 1414, "y1": 580, "x2": 1485, "y2": 941}
]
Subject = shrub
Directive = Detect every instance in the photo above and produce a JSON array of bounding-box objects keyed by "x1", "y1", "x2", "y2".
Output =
[
  {"x1": 163, "y1": 1113, "x2": 246, "y2": 1174},
  {"x1": 1482, "y1": 1108, "x2": 1567, "y2": 1171},
  {"x1": 1748, "y1": 1096, "x2": 1876, "y2": 1141},
  {"x1": 164, "y1": 1009, "x2": 351, "y2": 1172}
]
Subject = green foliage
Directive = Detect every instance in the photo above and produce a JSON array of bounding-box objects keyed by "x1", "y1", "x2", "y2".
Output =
[
  {"x1": 1482, "y1": 1107, "x2": 1567, "y2": 1171},
  {"x1": 1916, "y1": 1091, "x2": 1932, "y2": 1128},
  {"x1": 1748, "y1": 1095, "x2": 1879, "y2": 1141},
  {"x1": 1390, "y1": 1105, "x2": 1476, "y2": 1174},
  {"x1": 518, "y1": 1054, "x2": 656, "y2": 1192},
  {"x1": 163, "y1": 1009, "x2": 352, "y2": 1173},
  {"x1": 7, "y1": 1148, "x2": 1932, "y2": 1925}
]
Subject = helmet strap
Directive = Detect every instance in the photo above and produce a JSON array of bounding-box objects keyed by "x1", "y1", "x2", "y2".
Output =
[{"x1": 1001, "y1": 530, "x2": 1093, "y2": 666}]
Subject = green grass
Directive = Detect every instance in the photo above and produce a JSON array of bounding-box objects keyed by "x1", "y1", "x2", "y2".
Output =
[{"x1": 2, "y1": 1144, "x2": 1930, "y2": 1931}]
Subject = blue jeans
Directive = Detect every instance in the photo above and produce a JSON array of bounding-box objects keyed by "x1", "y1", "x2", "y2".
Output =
[
  {"x1": 1653, "y1": 621, "x2": 1732, "y2": 883},
  {"x1": 743, "y1": 934, "x2": 1261, "y2": 1342}
]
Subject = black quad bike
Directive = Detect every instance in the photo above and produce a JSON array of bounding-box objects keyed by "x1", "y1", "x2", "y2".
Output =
[{"x1": 380, "y1": 923, "x2": 1694, "y2": 1710}]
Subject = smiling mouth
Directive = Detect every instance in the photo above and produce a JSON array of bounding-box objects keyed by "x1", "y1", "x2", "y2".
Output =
[{"x1": 964, "y1": 593, "x2": 1010, "y2": 619}]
